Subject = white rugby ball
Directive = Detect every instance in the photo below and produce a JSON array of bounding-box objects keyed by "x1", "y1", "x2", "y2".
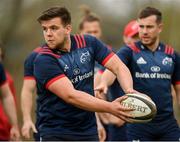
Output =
[{"x1": 121, "y1": 93, "x2": 157, "y2": 123}]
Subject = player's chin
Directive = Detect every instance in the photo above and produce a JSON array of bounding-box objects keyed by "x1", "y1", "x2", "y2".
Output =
[{"x1": 47, "y1": 43, "x2": 56, "y2": 49}]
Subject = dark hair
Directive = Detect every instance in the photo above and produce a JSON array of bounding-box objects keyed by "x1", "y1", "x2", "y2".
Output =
[
  {"x1": 79, "y1": 5, "x2": 100, "y2": 30},
  {"x1": 37, "y1": 6, "x2": 71, "y2": 26},
  {"x1": 138, "y1": 7, "x2": 162, "y2": 23}
]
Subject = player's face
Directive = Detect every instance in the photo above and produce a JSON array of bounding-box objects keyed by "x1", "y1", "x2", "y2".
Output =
[
  {"x1": 138, "y1": 15, "x2": 162, "y2": 47},
  {"x1": 41, "y1": 17, "x2": 71, "y2": 50},
  {"x1": 80, "y1": 21, "x2": 102, "y2": 39}
]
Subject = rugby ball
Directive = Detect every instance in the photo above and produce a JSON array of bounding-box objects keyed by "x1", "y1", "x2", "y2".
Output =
[{"x1": 121, "y1": 93, "x2": 157, "y2": 123}]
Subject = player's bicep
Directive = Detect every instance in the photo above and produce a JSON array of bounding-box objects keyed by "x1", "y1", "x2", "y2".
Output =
[{"x1": 47, "y1": 76, "x2": 76, "y2": 101}]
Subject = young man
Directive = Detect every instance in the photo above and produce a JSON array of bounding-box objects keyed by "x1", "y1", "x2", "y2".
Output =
[
  {"x1": 0, "y1": 58, "x2": 20, "y2": 141},
  {"x1": 31, "y1": 6, "x2": 136, "y2": 141},
  {"x1": 97, "y1": 7, "x2": 180, "y2": 141}
]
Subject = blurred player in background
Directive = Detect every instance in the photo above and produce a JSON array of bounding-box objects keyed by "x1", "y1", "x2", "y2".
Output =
[
  {"x1": 103, "y1": 20, "x2": 139, "y2": 141},
  {"x1": 0, "y1": 45, "x2": 20, "y2": 141},
  {"x1": 79, "y1": 5, "x2": 108, "y2": 141},
  {"x1": 95, "y1": 7, "x2": 180, "y2": 141}
]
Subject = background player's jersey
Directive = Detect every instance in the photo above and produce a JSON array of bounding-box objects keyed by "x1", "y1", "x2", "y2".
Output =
[
  {"x1": 33, "y1": 35, "x2": 114, "y2": 137},
  {"x1": 117, "y1": 41, "x2": 180, "y2": 122}
]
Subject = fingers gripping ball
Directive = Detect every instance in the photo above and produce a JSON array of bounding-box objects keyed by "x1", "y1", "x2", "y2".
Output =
[{"x1": 121, "y1": 93, "x2": 157, "y2": 123}]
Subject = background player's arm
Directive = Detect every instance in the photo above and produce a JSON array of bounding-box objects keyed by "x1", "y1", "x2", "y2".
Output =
[
  {"x1": 0, "y1": 83, "x2": 20, "y2": 140},
  {"x1": 102, "y1": 54, "x2": 134, "y2": 94},
  {"x1": 174, "y1": 84, "x2": 180, "y2": 108},
  {"x1": 21, "y1": 79, "x2": 37, "y2": 139}
]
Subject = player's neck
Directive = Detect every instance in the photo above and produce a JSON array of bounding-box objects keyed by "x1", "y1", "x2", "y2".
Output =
[
  {"x1": 59, "y1": 35, "x2": 71, "y2": 52},
  {"x1": 146, "y1": 38, "x2": 159, "y2": 52}
]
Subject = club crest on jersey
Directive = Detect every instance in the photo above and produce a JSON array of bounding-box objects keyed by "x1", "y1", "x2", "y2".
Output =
[
  {"x1": 80, "y1": 51, "x2": 91, "y2": 64},
  {"x1": 137, "y1": 57, "x2": 147, "y2": 64},
  {"x1": 162, "y1": 57, "x2": 173, "y2": 66}
]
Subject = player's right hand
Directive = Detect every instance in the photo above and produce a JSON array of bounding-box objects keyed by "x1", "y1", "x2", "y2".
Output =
[
  {"x1": 94, "y1": 82, "x2": 108, "y2": 99},
  {"x1": 21, "y1": 120, "x2": 37, "y2": 139},
  {"x1": 110, "y1": 96, "x2": 134, "y2": 123}
]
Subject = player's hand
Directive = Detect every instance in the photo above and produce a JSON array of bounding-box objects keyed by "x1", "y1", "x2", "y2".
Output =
[
  {"x1": 10, "y1": 125, "x2": 20, "y2": 141},
  {"x1": 108, "y1": 114, "x2": 125, "y2": 127},
  {"x1": 21, "y1": 120, "x2": 37, "y2": 139},
  {"x1": 110, "y1": 96, "x2": 134, "y2": 123},
  {"x1": 94, "y1": 83, "x2": 108, "y2": 99}
]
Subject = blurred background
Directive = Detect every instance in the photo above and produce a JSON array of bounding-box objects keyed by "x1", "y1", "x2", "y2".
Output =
[{"x1": 0, "y1": 0, "x2": 180, "y2": 138}]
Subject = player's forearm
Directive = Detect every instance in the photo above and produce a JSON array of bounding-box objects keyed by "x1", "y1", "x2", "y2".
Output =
[
  {"x1": 116, "y1": 62, "x2": 134, "y2": 93},
  {"x1": 21, "y1": 90, "x2": 33, "y2": 122},
  {"x1": 174, "y1": 84, "x2": 180, "y2": 108},
  {"x1": 66, "y1": 89, "x2": 113, "y2": 113},
  {"x1": 101, "y1": 69, "x2": 116, "y2": 87},
  {"x1": 2, "y1": 93, "x2": 18, "y2": 126}
]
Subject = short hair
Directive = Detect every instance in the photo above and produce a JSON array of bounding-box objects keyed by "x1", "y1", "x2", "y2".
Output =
[
  {"x1": 138, "y1": 7, "x2": 162, "y2": 23},
  {"x1": 37, "y1": 6, "x2": 71, "y2": 26},
  {"x1": 79, "y1": 5, "x2": 100, "y2": 30}
]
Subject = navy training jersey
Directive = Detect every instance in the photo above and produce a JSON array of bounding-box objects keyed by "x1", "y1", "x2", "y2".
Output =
[
  {"x1": 0, "y1": 63, "x2": 7, "y2": 88},
  {"x1": 33, "y1": 34, "x2": 114, "y2": 137},
  {"x1": 117, "y1": 41, "x2": 180, "y2": 122},
  {"x1": 24, "y1": 45, "x2": 49, "y2": 79}
]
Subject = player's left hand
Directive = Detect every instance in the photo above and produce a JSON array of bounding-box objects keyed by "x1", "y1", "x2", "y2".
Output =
[{"x1": 10, "y1": 125, "x2": 20, "y2": 141}]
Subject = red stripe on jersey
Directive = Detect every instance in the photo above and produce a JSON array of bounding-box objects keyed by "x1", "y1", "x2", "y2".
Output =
[
  {"x1": 46, "y1": 74, "x2": 66, "y2": 89},
  {"x1": 40, "y1": 52, "x2": 60, "y2": 58},
  {"x1": 167, "y1": 46, "x2": 171, "y2": 54},
  {"x1": 81, "y1": 35, "x2": 86, "y2": 47},
  {"x1": 74, "y1": 35, "x2": 80, "y2": 48},
  {"x1": 101, "y1": 52, "x2": 115, "y2": 66},
  {"x1": 128, "y1": 43, "x2": 140, "y2": 53},
  {"x1": 0, "y1": 80, "x2": 8, "y2": 88},
  {"x1": 98, "y1": 70, "x2": 104, "y2": 74},
  {"x1": 174, "y1": 81, "x2": 180, "y2": 85},
  {"x1": 165, "y1": 45, "x2": 168, "y2": 54},
  {"x1": 33, "y1": 47, "x2": 49, "y2": 53},
  {"x1": 24, "y1": 76, "x2": 35, "y2": 80},
  {"x1": 165, "y1": 45, "x2": 174, "y2": 55},
  {"x1": 77, "y1": 35, "x2": 83, "y2": 48}
]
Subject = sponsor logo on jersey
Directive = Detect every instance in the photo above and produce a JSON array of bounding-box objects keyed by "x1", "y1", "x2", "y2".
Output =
[
  {"x1": 135, "y1": 72, "x2": 171, "y2": 79},
  {"x1": 71, "y1": 71, "x2": 93, "y2": 84},
  {"x1": 162, "y1": 57, "x2": 173, "y2": 66},
  {"x1": 150, "y1": 66, "x2": 161, "y2": 72},
  {"x1": 137, "y1": 57, "x2": 147, "y2": 64},
  {"x1": 73, "y1": 68, "x2": 80, "y2": 75},
  {"x1": 80, "y1": 51, "x2": 91, "y2": 64}
]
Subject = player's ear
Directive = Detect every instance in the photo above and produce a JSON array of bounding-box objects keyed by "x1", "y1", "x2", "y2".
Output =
[
  {"x1": 158, "y1": 23, "x2": 163, "y2": 34},
  {"x1": 65, "y1": 24, "x2": 72, "y2": 34}
]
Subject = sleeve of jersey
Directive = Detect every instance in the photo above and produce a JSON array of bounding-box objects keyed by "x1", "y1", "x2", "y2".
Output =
[
  {"x1": 116, "y1": 46, "x2": 132, "y2": 65},
  {"x1": 172, "y1": 52, "x2": 180, "y2": 85},
  {"x1": 93, "y1": 38, "x2": 114, "y2": 66},
  {"x1": 34, "y1": 55, "x2": 66, "y2": 89},
  {"x1": 0, "y1": 63, "x2": 7, "y2": 87},
  {"x1": 24, "y1": 53, "x2": 36, "y2": 80},
  {"x1": 94, "y1": 62, "x2": 105, "y2": 74}
]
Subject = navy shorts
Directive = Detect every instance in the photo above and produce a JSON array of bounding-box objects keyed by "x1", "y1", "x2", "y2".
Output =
[
  {"x1": 127, "y1": 117, "x2": 180, "y2": 141},
  {"x1": 40, "y1": 134, "x2": 99, "y2": 141}
]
